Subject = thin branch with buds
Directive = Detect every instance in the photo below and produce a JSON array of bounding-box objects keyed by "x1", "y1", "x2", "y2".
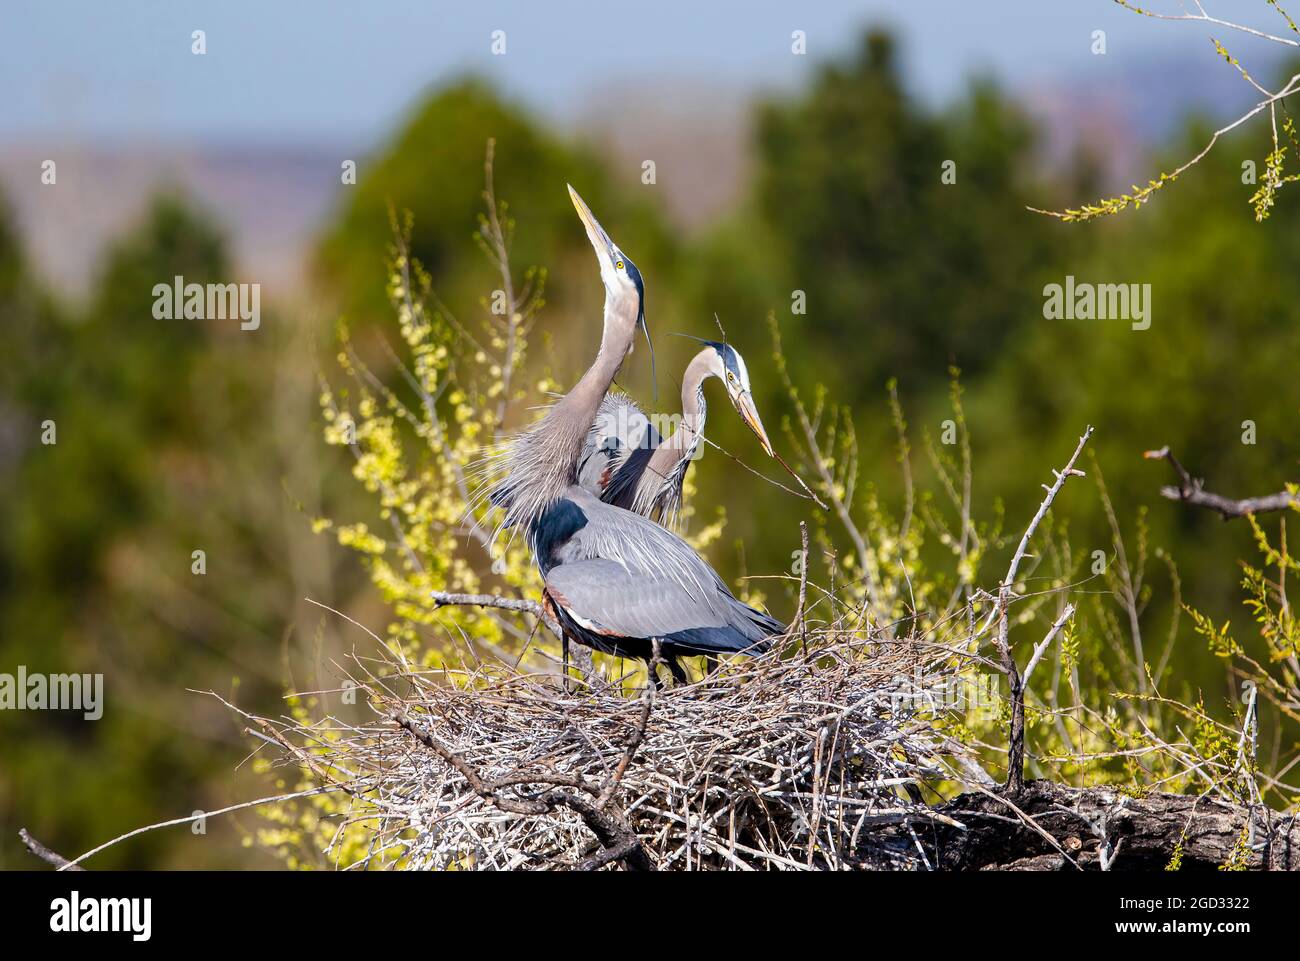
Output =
[{"x1": 1033, "y1": 1, "x2": 1300, "y2": 222}]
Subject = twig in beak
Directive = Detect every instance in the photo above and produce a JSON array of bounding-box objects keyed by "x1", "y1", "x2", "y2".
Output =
[{"x1": 701, "y1": 436, "x2": 829, "y2": 510}]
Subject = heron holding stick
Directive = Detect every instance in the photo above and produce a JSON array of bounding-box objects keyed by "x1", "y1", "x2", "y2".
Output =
[{"x1": 577, "y1": 335, "x2": 773, "y2": 529}]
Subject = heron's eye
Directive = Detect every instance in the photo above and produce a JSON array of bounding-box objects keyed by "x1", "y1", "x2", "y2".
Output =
[
  {"x1": 616, "y1": 260, "x2": 625, "y2": 270},
  {"x1": 727, "y1": 372, "x2": 738, "y2": 386}
]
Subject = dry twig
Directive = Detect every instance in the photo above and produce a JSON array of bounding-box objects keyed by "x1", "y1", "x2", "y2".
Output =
[
  {"x1": 19, "y1": 829, "x2": 84, "y2": 871},
  {"x1": 995, "y1": 426, "x2": 1093, "y2": 793},
  {"x1": 1145, "y1": 446, "x2": 1298, "y2": 518}
]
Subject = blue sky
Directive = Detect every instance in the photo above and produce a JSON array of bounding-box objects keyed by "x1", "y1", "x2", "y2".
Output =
[{"x1": 3, "y1": 0, "x2": 1255, "y2": 145}]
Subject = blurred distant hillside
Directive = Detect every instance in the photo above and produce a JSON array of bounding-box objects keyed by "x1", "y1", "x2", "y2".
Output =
[{"x1": 0, "y1": 144, "x2": 338, "y2": 300}]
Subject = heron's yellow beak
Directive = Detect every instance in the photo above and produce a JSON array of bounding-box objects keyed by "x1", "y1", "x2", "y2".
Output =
[
  {"x1": 735, "y1": 391, "x2": 774, "y2": 457},
  {"x1": 567, "y1": 184, "x2": 616, "y2": 267}
]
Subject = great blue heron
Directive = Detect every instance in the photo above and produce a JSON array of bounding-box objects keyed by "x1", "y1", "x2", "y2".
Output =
[
  {"x1": 576, "y1": 339, "x2": 773, "y2": 528},
  {"x1": 487, "y1": 186, "x2": 785, "y2": 684}
]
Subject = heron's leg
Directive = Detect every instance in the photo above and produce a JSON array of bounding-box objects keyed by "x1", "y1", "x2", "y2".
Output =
[
  {"x1": 646, "y1": 660, "x2": 664, "y2": 691},
  {"x1": 562, "y1": 634, "x2": 570, "y2": 693},
  {"x1": 571, "y1": 644, "x2": 596, "y2": 690},
  {"x1": 667, "y1": 657, "x2": 689, "y2": 687},
  {"x1": 703, "y1": 655, "x2": 718, "y2": 678}
]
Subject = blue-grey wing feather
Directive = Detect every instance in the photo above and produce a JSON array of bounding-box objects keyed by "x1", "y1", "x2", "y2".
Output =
[{"x1": 543, "y1": 487, "x2": 783, "y2": 654}]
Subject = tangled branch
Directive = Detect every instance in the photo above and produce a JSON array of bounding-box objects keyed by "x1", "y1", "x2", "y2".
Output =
[{"x1": 231, "y1": 624, "x2": 975, "y2": 870}]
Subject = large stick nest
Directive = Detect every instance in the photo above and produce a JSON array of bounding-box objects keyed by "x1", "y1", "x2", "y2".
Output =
[{"x1": 249, "y1": 633, "x2": 978, "y2": 870}]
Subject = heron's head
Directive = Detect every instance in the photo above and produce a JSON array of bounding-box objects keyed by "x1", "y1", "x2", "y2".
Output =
[
  {"x1": 567, "y1": 185, "x2": 651, "y2": 366},
  {"x1": 704, "y1": 341, "x2": 773, "y2": 457}
]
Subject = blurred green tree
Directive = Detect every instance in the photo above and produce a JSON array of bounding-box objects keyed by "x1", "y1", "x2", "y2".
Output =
[
  {"x1": 316, "y1": 78, "x2": 678, "y2": 362},
  {"x1": 749, "y1": 30, "x2": 1069, "y2": 401},
  {"x1": 0, "y1": 194, "x2": 312, "y2": 868},
  {"x1": 967, "y1": 115, "x2": 1300, "y2": 694},
  {"x1": 674, "y1": 29, "x2": 1078, "y2": 584}
]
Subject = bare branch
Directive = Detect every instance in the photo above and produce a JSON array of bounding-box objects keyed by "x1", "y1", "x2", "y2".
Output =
[
  {"x1": 59, "y1": 788, "x2": 337, "y2": 869},
  {"x1": 596, "y1": 654, "x2": 655, "y2": 810},
  {"x1": 792, "y1": 520, "x2": 811, "y2": 660},
  {"x1": 430, "y1": 590, "x2": 564, "y2": 640},
  {"x1": 996, "y1": 426, "x2": 1094, "y2": 793},
  {"x1": 925, "y1": 780, "x2": 1300, "y2": 870},
  {"x1": 19, "y1": 829, "x2": 84, "y2": 871},
  {"x1": 1145, "y1": 446, "x2": 1298, "y2": 518},
  {"x1": 1113, "y1": 0, "x2": 1300, "y2": 48},
  {"x1": 1022, "y1": 603, "x2": 1076, "y2": 688}
]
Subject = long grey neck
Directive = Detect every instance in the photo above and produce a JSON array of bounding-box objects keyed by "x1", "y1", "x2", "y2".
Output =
[
  {"x1": 489, "y1": 297, "x2": 638, "y2": 542},
  {"x1": 528, "y1": 304, "x2": 635, "y2": 492},
  {"x1": 552, "y1": 327, "x2": 628, "y2": 470},
  {"x1": 646, "y1": 348, "x2": 713, "y2": 477}
]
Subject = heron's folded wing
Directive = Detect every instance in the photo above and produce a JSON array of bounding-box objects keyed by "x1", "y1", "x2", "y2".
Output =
[
  {"x1": 555, "y1": 494, "x2": 725, "y2": 602},
  {"x1": 549, "y1": 491, "x2": 786, "y2": 649},
  {"x1": 546, "y1": 558, "x2": 727, "y2": 639}
]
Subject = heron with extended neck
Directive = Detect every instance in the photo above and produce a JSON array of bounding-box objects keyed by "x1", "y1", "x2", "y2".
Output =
[
  {"x1": 577, "y1": 337, "x2": 772, "y2": 528},
  {"x1": 487, "y1": 186, "x2": 784, "y2": 685}
]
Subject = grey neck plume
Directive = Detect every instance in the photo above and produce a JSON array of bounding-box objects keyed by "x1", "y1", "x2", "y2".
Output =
[{"x1": 488, "y1": 297, "x2": 639, "y2": 538}]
